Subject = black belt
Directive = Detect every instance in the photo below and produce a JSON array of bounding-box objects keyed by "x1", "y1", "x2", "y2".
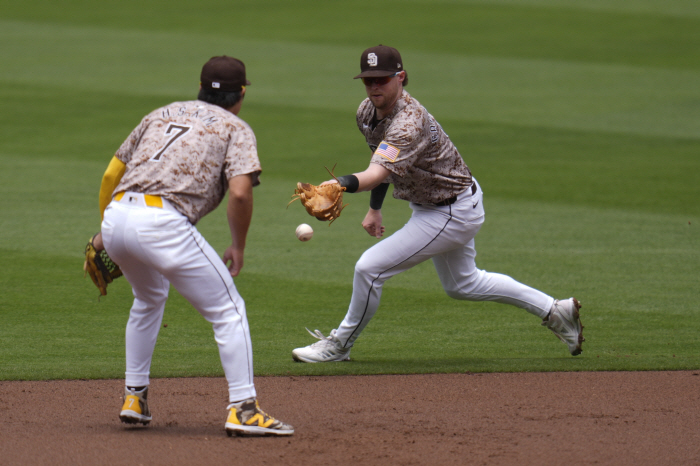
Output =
[
  {"x1": 433, "y1": 196, "x2": 458, "y2": 206},
  {"x1": 420, "y1": 183, "x2": 477, "y2": 207}
]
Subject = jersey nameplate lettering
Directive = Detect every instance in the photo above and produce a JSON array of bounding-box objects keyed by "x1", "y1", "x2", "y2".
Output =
[
  {"x1": 428, "y1": 113, "x2": 446, "y2": 142},
  {"x1": 162, "y1": 106, "x2": 218, "y2": 127}
]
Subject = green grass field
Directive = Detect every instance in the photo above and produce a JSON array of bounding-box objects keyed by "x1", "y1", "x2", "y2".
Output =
[{"x1": 1, "y1": 0, "x2": 698, "y2": 380}]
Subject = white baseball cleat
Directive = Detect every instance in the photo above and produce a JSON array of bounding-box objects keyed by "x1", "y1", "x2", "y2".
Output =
[
  {"x1": 542, "y1": 298, "x2": 584, "y2": 356},
  {"x1": 292, "y1": 328, "x2": 351, "y2": 363}
]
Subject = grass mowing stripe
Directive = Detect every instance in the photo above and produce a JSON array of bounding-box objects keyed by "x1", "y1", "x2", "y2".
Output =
[
  {"x1": 2, "y1": 257, "x2": 698, "y2": 380},
  {"x1": 3, "y1": 88, "x2": 697, "y2": 223},
  {"x1": 409, "y1": 54, "x2": 700, "y2": 140},
  {"x1": 2, "y1": 1, "x2": 699, "y2": 70},
  {"x1": 448, "y1": 0, "x2": 700, "y2": 18},
  {"x1": 3, "y1": 22, "x2": 699, "y2": 139},
  {"x1": 0, "y1": 82, "x2": 173, "y2": 159},
  {"x1": 442, "y1": 119, "x2": 700, "y2": 216}
]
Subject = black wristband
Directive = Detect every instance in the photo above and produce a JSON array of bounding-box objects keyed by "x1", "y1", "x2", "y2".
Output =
[
  {"x1": 369, "y1": 183, "x2": 389, "y2": 210},
  {"x1": 336, "y1": 174, "x2": 359, "y2": 193}
]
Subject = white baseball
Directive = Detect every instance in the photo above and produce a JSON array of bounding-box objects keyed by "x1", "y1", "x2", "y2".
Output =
[{"x1": 295, "y1": 223, "x2": 313, "y2": 242}]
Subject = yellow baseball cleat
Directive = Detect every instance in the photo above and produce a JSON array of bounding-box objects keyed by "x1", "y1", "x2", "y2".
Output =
[
  {"x1": 119, "y1": 386, "x2": 152, "y2": 425},
  {"x1": 225, "y1": 399, "x2": 293, "y2": 436}
]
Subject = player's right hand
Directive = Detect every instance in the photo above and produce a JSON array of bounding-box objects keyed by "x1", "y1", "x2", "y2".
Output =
[
  {"x1": 223, "y1": 246, "x2": 244, "y2": 277},
  {"x1": 362, "y1": 209, "x2": 385, "y2": 238},
  {"x1": 92, "y1": 232, "x2": 105, "y2": 251}
]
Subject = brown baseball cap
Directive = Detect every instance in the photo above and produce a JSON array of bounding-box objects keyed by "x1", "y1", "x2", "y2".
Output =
[
  {"x1": 354, "y1": 45, "x2": 407, "y2": 84},
  {"x1": 200, "y1": 56, "x2": 251, "y2": 92}
]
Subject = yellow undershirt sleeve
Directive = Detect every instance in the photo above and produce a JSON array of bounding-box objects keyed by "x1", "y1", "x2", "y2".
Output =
[{"x1": 99, "y1": 156, "x2": 127, "y2": 220}]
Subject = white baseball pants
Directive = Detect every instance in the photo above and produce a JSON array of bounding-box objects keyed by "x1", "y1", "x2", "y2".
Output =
[
  {"x1": 101, "y1": 193, "x2": 256, "y2": 402},
  {"x1": 335, "y1": 179, "x2": 555, "y2": 348}
]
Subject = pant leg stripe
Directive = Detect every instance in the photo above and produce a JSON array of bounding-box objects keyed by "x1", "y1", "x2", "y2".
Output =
[{"x1": 187, "y1": 227, "x2": 254, "y2": 385}]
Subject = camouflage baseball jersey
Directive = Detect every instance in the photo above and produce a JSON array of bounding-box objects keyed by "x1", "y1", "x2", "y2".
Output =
[
  {"x1": 357, "y1": 90, "x2": 472, "y2": 205},
  {"x1": 114, "y1": 100, "x2": 261, "y2": 224}
]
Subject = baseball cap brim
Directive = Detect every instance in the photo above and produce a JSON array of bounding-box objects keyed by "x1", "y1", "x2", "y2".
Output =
[{"x1": 353, "y1": 69, "x2": 397, "y2": 79}]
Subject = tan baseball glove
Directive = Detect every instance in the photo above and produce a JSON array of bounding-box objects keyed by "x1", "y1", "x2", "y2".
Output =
[
  {"x1": 83, "y1": 235, "x2": 123, "y2": 296},
  {"x1": 287, "y1": 166, "x2": 348, "y2": 225}
]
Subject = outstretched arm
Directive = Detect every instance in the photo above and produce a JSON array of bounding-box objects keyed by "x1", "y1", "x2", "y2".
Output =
[{"x1": 328, "y1": 162, "x2": 390, "y2": 193}]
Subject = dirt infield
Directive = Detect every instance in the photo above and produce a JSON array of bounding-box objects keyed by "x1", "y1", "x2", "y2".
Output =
[{"x1": 1, "y1": 372, "x2": 698, "y2": 465}]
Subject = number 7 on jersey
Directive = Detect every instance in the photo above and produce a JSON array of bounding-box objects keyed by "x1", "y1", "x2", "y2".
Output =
[{"x1": 150, "y1": 124, "x2": 192, "y2": 161}]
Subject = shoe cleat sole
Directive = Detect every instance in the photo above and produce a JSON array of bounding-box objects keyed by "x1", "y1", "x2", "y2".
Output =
[
  {"x1": 571, "y1": 298, "x2": 584, "y2": 356},
  {"x1": 120, "y1": 411, "x2": 151, "y2": 425},
  {"x1": 225, "y1": 425, "x2": 294, "y2": 437}
]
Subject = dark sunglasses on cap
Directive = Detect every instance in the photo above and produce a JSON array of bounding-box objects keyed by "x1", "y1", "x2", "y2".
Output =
[{"x1": 361, "y1": 72, "x2": 400, "y2": 86}]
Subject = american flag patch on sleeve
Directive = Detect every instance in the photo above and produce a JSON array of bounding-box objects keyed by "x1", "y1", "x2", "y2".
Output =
[{"x1": 374, "y1": 142, "x2": 400, "y2": 162}]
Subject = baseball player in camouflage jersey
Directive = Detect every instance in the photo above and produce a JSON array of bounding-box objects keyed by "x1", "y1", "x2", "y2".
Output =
[
  {"x1": 292, "y1": 45, "x2": 584, "y2": 363},
  {"x1": 91, "y1": 56, "x2": 292, "y2": 436}
]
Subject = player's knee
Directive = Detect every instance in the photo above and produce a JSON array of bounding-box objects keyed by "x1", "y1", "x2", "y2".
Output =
[
  {"x1": 133, "y1": 291, "x2": 168, "y2": 310},
  {"x1": 443, "y1": 270, "x2": 482, "y2": 299},
  {"x1": 354, "y1": 253, "x2": 379, "y2": 277},
  {"x1": 445, "y1": 286, "x2": 478, "y2": 300}
]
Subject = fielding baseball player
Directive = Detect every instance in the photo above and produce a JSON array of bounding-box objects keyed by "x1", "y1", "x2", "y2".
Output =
[
  {"x1": 292, "y1": 45, "x2": 584, "y2": 363},
  {"x1": 91, "y1": 56, "x2": 293, "y2": 436}
]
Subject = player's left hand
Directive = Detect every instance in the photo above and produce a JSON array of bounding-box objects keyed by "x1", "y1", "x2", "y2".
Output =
[
  {"x1": 223, "y1": 246, "x2": 244, "y2": 277},
  {"x1": 84, "y1": 233, "x2": 123, "y2": 296},
  {"x1": 287, "y1": 179, "x2": 347, "y2": 225}
]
